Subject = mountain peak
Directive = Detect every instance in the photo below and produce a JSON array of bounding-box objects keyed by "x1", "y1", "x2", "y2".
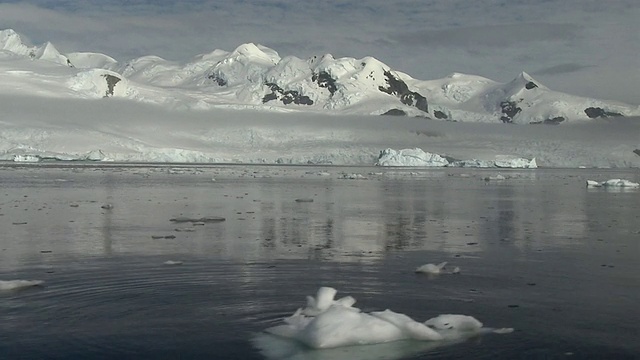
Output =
[
  {"x1": 512, "y1": 71, "x2": 544, "y2": 90},
  {"x1": 229, "y1": 43, "x2": 280, "y2": 64},
  {"x1": 0, "y1": 28, "x2": 31, "y2": 55}
]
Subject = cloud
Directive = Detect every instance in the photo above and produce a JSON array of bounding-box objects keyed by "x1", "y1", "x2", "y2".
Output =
[
  {"x1": 532, "y1": 63, "x2": 594, "y2": 76},
  {"x1": 0, "y1": 0, "x2": 638, "y2": 104},
  {"x1": 390, "y1": 23, "x2": 580, "y2": 49}
]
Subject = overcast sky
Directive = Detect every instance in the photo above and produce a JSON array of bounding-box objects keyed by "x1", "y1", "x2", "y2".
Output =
[{"x1": 1, "y1": 0, "x2": 638, "y2": 104}]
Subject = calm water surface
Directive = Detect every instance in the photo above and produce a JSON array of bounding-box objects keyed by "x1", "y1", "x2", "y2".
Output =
[{"x1": 0, "y1": 165, "x2": 638, "y2": 360}]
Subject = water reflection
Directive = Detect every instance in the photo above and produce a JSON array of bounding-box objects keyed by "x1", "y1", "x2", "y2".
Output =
[{"x1": 0, "y1": 166, "x2": 638, "y2": 268}]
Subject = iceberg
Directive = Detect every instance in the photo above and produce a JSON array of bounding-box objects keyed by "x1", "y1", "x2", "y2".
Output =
[
  {"x1": 260, "y1": 287, "x2": 512, "y2": 351},
  {"x1": 586, "y1": 179, "x2": 640, "y2": 188}
]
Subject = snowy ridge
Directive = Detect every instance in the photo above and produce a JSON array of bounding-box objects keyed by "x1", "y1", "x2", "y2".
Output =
[
  {"x1": 1, "y1": 28, "x2": 638, "y2": 122},
  {"x1": 1, "y1": 27, "x2": 640, "y2": 167},
  {"x1": 0, "y1": 29, "x2": 72, "y2": 66}
]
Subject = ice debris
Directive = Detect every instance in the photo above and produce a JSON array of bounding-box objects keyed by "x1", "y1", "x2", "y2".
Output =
[
  {"x1": 262, "y1": 287, "x2": 512, "y2": 349},
  {"x1": 586, "y1": 179, "x2": 639, "y2": 188},
  {"x1": 0, "y1": 280, "x2": 44, "y2": 291}
]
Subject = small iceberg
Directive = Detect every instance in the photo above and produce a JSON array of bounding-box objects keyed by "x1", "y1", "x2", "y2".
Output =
[
  {"x1": 586, "y1": 179, "x2": 639, "y2": 188},
  {"x1": 0, "y1": 280, "x2": 44, "y2": 291},
  {"x1": 163, "y1": 260, "x2": 183, "y2": 266},
  {"x1": 259, "y1": 287, "x2": 512, "y2": 352},
  {"x1": 415, "y1": 262, "x2": 448, "y2": 275}
]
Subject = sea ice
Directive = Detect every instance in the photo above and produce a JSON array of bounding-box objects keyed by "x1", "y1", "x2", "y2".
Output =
[
  {"x1": 262, "y1": 287, "x2": 511, "y2": 350},
  {"x1": 0, "y1": 280, "x2": 44, "y2": 291},
  {"x1": 415, "y1": 262, "x2": 448, "y2": 275},
  {"x1": 586, "y1": 179, "x2": 639, "y2": 188}
]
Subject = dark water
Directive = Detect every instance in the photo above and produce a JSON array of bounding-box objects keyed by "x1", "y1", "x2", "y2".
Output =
[{"x1": 0, "y1": 165, "x2": 638, "y2": 360}]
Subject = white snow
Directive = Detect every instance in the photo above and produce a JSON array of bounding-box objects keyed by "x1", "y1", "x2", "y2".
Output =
[
  {"x1": 0, "y1": 27, "x2": 639, "y2": 168},
  {"x1": 263, "y1": 287, "x2": 512, "y2": 349},
  {"x1": 0, "y1": 280, "x2": 44, "y2": 291}
]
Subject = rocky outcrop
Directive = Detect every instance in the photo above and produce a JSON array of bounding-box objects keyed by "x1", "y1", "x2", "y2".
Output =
[
  {"x1": 102, "y1": 74, "x2": 121, "y2": 97},
  {"x1": 208, "y1": 74, "x2": 227, "y2": 86},
  {"x1": 530, "y1": 116, "x2": 565, "y2": 125},
  {"x1": 500, "y1": 101, "x2": 521, "y2": 123},
  {"x1": 378, "y1": 70, "x2": 428, "y2": 113},
  {"x1": 434, "y1": 110, "x2": 448, "y2": 119},
  {"x1": 312, "y1": 71, "x2": 337, "y2": 95},
  {"x1": 381, "y1": 109, "x2": 406, "y2": 116},
  {"x1": 262, "y1": 83, "x2": 313, "y2": 105},
  {"x1": 584, "y1": 107, "x2": 623, "y2": 118}
]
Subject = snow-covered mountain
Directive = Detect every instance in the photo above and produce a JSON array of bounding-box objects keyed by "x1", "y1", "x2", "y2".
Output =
[{"x1": 1, "y1": 28, "x2": 638, "y2": 123}]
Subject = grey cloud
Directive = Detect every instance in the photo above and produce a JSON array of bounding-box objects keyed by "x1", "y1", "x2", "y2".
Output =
[
  {"x1": 391, "y1": 23, "x2": 581, "y2": 48},
  {"x1": 532, "y1": 63, "x2": 594, "y2": 76}
]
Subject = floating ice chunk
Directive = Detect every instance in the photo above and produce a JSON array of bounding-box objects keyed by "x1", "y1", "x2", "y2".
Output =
[
  {"x1": 302, "y1": 287, "x2": 357, "y2": 316},
  {"x1": 424, "y1": 314, "x2": 482, "y2": 331},
  {"x1": 340, "y1": 173, "x2": 368, "y2": 180},
  {"x1": 587, "y1": 179, "x2": 639, "y2": 188},
  {"x1": 415, "y1": 262, "x2": 448, "y2": 274},
  {"x1": 494, "y1": 155, "x2": 538, "y2": 169},
  {"x1": 371, "y1": 310, "x2": 443, "y2": 341},
  {"x1": 163, "y1": 260, "x2": 183, "y2": 265},
  {"x1": 484, "y1": 174, "x2": 506, "y2": 181},
  {"x1": 0, "y1": 280, "x2": 44, "y2": 291},
  {"x1": 586, "y1": 180, "x2": 602, "y2": 187},
  {"x1": 13, "y1": 155, "x2": 41, "y2": 163},
  {"x1": 262, "y1": 287, "x2": 511, "y2": 350}
]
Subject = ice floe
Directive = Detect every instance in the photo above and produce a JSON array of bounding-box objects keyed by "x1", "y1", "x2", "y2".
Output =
[
  {"x1": 260, "y1": 287, "x2": 512, "y2": 351},
  {"x1": 0, "y1": 280, "x2": 44, "y2": 291},
  {"x1": 415, "y1": 262, "x2": 448, "y2": 275},
  {"x1": 586, "y1": 179, "x2": 639, "y2": 188}
]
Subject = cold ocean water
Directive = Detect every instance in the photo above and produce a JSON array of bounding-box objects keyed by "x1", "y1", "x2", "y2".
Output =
[{"x1": 0, "y1": 164, "x2": 638, "y2": 360}]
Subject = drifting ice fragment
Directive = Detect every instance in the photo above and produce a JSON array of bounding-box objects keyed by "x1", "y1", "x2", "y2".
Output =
[
  {"x1": 261, "y1": 287, "x2": 512, "y2": 350},
  {"x1": 415, "y1": 262, "x2": 448, "y2": 274},
  {"x1": 163, "y1": 260, "x2": 183, "y2": 265},
  {"x1": 0, "y1": 280, "x2": 44, "y2": 291},
  {"x1": 586, "y1": 179, "x2": 639, "y2": 188}
]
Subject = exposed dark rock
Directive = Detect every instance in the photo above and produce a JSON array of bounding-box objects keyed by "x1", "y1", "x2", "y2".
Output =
[
  {"x1": 102, "y1": 74, "x2": 121, "y2": 97},
  {"x1": 544, "y1": 116, "x2": 565, "y2": 125},
  {"x1": 500, "y1": 101, "x2": 521, "y2": 123},
  {"x1": 531, "y1": 116, "x2": 565, "y2": 125},
  {"x1": 208, "y1": 74, "x2": 227, "y2": 86},
  {"x1": 584, "y1": 107, "x2": 623, "y2": 118},
  {"x1": 434, "y1": 110, "x2": 448, "y2": 119},
  {"x1": 378, "y1": 70, "x2": 428, "y2": 113},
  {"x1": 525, "y1": 81, "x2": 538, "y2": 90},
  {"x1": 262, "y1": 92, "x2": 278, "y2": 102},
  {"x1": 381, "y1": 109, "x2": 406, "y2": 116},
  {"x1": 262, "y1": 82, "x2": 314, "y2": 105},
  {"x1": 66, "y1": 59, "x2": 74, "y2": 68},
  {"x1": 633, "y1": 149, "x2": 640, "y2": 157},
  {"x1": 312, "y1": 71, "x2": 337, "y2": 95}
]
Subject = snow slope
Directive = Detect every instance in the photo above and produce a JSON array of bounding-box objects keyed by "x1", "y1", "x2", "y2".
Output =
[
  {"x1": 2, "y1": 28, "x2": 638, "y2": 122},
  {"x1": 1, "y1": 28, "x2": 639, "y2": 167}
]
